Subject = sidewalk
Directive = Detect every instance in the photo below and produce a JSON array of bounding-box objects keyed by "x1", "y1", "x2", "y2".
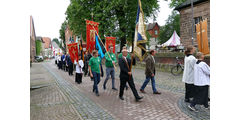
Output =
[
  {"x1": 30, "y1": 63, "x2": 82, "y2": 120},
  {"x1": 31, "y1": 60, "x2": 209, "y2": 120}
]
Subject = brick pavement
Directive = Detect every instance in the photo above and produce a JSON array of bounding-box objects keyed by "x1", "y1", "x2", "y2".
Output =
[
  {"x1": 30, "y1": 63, "x2": 82, "y2": 120},
  {"x1": 44, "y1": 60, "x2": 192, "y2": 120}
]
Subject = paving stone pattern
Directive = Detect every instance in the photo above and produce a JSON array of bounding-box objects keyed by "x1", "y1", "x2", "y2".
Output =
[
  {"x1": 30, "y1": 63, "x2": 82, "y2": 120},
  {"x1": 44, "y1": 60, "x2": 191, "y2": 120},
  {"x1": 42, "y1": 63, "x2": 115, "y2": 120}
]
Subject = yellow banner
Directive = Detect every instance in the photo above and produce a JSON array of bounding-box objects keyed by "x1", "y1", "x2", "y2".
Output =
[
  {"x1": 201, "y1": 19, "x2": 210, "y2": 55},
  {"x1": 196, "y1": 19, "x2": 210, "y2": 55},
  {"x1": 196, "y1": 23, "x2": 202, "y2": 52}
]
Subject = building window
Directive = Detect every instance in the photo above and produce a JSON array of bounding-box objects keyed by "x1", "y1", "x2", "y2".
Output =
[
  {"x1": 155, "y1": 30, "x2": 158, "y2": 35},
  {"x1": 194, "y1": 16, "x2": 202, "y2": 32}
]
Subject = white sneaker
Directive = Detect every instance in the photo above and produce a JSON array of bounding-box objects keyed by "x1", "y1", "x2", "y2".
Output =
[{"x1": 188, "y1": 105, "x2": 198, "y2": 112}]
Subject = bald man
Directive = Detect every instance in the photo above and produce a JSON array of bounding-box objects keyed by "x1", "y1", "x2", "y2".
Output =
[{"x1": 118, "y1": 49, "x2": 143, "y2": 102}]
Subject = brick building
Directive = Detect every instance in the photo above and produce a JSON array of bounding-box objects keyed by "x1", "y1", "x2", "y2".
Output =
[
  {"x1": 42, "y1": 37, "x2": 52, "y2": 58},
  {"x1": 175, "y1": 0, "x2": 210, "y2": 48},
  {"x1": 30, "y1": 16, "x2": 36, "y2": 62},
  {"x1": 146, "y1": 22, "x2": 160, "y2": 49}
]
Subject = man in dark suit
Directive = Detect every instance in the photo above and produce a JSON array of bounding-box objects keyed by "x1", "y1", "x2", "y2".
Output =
[
  {"x1": 66, "y1": 53, "x2": 73, "y2": 76},
  {"x1": 118, "y1": 49, "x2": 143, "y2": 102},
  {"x1": 140, "y1": 50, "x2": 161, "y2": 94}
]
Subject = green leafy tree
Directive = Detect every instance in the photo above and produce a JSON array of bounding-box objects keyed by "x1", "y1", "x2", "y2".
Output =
[
  {"x1": 158, "y1": 11, "x2": 180, "y2": 44},
  {"x1": 59, "y1": 21, "x2": 67, "y2": 52},
  {"x1": 35, "y1": 40, "x2": 42, "y2": 56},
  {"x1": 52, "y1": 38, "x2": 60, "y2": 45},
  {"x1": 157, "y1": 0, "x2": 187, "y2": 44},
  {"x1": 169, "y1": 0, "x2": 187, "y2": 8},
  {"x1": 65, "y1": 0, "x2": 159, "y2": 51}
]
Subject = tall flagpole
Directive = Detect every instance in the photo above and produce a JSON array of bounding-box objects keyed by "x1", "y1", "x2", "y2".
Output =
[{"x1": 91, "y1": 26, "x2": 117, "y2": 70}]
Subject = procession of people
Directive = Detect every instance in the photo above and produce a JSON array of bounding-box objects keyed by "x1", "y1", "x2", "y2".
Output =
[{"x1": 54, "y1": 45, "x2": 210, "y2": 109}]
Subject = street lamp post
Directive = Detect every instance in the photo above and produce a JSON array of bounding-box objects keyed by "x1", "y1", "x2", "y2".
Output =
[{"x1": 191, "y1": 0, "x2": 194, "y2": 45}]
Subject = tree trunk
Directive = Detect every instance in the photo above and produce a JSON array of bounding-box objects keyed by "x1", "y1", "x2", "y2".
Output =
[{"x1": 116, "y1": 7, "x2": 126, "y2": 52}]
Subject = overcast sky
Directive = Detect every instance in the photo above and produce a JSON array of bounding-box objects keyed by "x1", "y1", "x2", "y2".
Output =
[{"x1": 30, "y1": 0, "x2": 173, "y2": 40}]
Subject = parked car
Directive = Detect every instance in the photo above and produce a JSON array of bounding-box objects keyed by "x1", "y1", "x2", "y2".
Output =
[{"x1": 34, "y1": 56, "x2": 43, "y2": 62}]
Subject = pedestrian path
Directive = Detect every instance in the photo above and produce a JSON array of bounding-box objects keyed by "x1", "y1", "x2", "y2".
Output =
[
  {"x1": 30, "y1": 63, "x2": 82, "y2": 120},
  {"x1": 45, "y1": 60, "x2": 191, "y2": 120},
  {"x1": 43, "y1": 63, "x2": 115, "y2": 120}
]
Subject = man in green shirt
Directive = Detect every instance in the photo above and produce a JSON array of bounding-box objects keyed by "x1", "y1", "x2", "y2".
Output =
[
  {"x1": 89, "y1": 50, "x2": 102, "y2": 96},
  {"x1": 103, "y1": 46, "x2": 117, "y2": 90}
]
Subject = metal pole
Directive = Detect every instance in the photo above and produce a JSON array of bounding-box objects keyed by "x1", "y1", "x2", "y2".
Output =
[{"x1": 191, "y1": 0, "x2": 194, "y2": 45}]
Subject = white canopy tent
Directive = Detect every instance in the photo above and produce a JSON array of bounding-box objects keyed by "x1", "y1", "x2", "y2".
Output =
[{"x1": 161, "y1": 30, "x2": 181, "y2": 47}]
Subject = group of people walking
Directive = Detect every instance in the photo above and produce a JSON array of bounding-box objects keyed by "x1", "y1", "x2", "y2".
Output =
[
  {"x1": 182, "y1": 45, "x2": 210, "y2": 112},
  {"x1": 54, "y1": 45, "x2": 163, "y2": 102},
  {"x1": 54, "y1": 45, "x2": 210, "y2": 106},
  {"x1": 55, "y1": 53, "x2": 74, "y2": 76}
]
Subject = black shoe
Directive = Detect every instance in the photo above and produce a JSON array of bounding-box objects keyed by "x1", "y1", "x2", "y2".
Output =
[
  {"x1": 93, "y1": 88, "x2": 95, "y2": 92},
  {"x1": 95, "y1": 93, "x2": 100, "y2": 96},
  {"x1": 184, "y1": 99, "x2": 190, "y2": 103},
  {"x1": 140, "y1": 89, "x2": 146, "y2": 93},
  {"x1": 153, "y1": 91, "x2": 161, "y2": 94},
  {"x1": 136, "y1": 96, "x2": 143, "y2": 102},
  {"x1": 119, "y1": 96, "x2": 124, "y2": 100},
  {"x1": 103, "y1": 85, "x2": 106, "y2": 90},
  {"x1": 112, "y1": 88, "x2": 118, "y2": 91}
]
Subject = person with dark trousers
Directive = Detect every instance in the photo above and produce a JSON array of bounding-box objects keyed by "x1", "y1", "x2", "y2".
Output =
[
  {"x1": 58, "y1": 54, "x2": 62, "y2": 69},
  {"x1": 118, "y1": 46, "x2": 132, "y2": 90},
  {"x1": 89, "y1": 50, "x2": 102, "y2": 96},
  {"x1": 66, "y1": 53, "x2": 73, "y2": 76},
  {"x1": 84, "y1": 50, "x2": 92, "y2": 76},
  {"x1": 75, "y1": 55, "x2": 84, "y2": 84},
  {"x1": 182, "y1": 45, "x2": 197, "y2": 103},
  {"x1": 188, "y1": 52, "x2": 210, "y2": 112},
  {"x1": 140, "y1": 50, "x2": 161, "y2": 94},
  {"x1": 118, "y1": 49, "x2": 143, "y2": 102},
  {"x1": 61, "y1": 53, "x2": 66, "y2": 71},
  {"x1": 83, "y1": 52, "x2": 88, "y2": 76}
]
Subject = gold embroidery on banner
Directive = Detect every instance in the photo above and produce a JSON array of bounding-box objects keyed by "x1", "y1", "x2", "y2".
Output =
[{"x1": 90, "y1": 30, "x2": 95, "y2": 42}]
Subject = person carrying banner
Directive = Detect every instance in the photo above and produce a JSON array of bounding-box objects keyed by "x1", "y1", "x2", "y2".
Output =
[
  {"x1": 118, "y1": 46, "x2": 132, "y2": 90},
  {"x1": 118, "y1": 46, "x2": 131, "y2": 60},
  {"x1": 89, "y1": 50, "x2": 102, "y2": 96},
  {"x1": 118, "y1": 49, "x2": 143, "y2": 102},
  {"x1": 140, "y1": 50, "x2": 161, "y2": 94},
  {"x1": 103, "y1": 45, "x2": 117, "y2": 91},
  {"x1": 75, "y1": 55, "x2": 84, "y2": 84}
]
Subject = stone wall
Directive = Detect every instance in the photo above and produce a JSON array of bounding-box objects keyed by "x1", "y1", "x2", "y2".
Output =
[{"x1": 179, "y1": 0, "x2": 210, "y2": 48}]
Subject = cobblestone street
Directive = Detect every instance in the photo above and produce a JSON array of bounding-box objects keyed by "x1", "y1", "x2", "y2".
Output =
[{"x1": 30, "y1": 60, "x2": 209, "y2": 120}]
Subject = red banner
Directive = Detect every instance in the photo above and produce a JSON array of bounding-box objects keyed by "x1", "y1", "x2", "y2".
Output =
[
  {"x1": 86, "y1": 20, "x2": 99, "y2": 53},
  {"x1": 67, "y1": 43, "x2": 79, "y2": 63},
  {"x1": 105, "y1": 37, "x2": 116, "y2": 53}
]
